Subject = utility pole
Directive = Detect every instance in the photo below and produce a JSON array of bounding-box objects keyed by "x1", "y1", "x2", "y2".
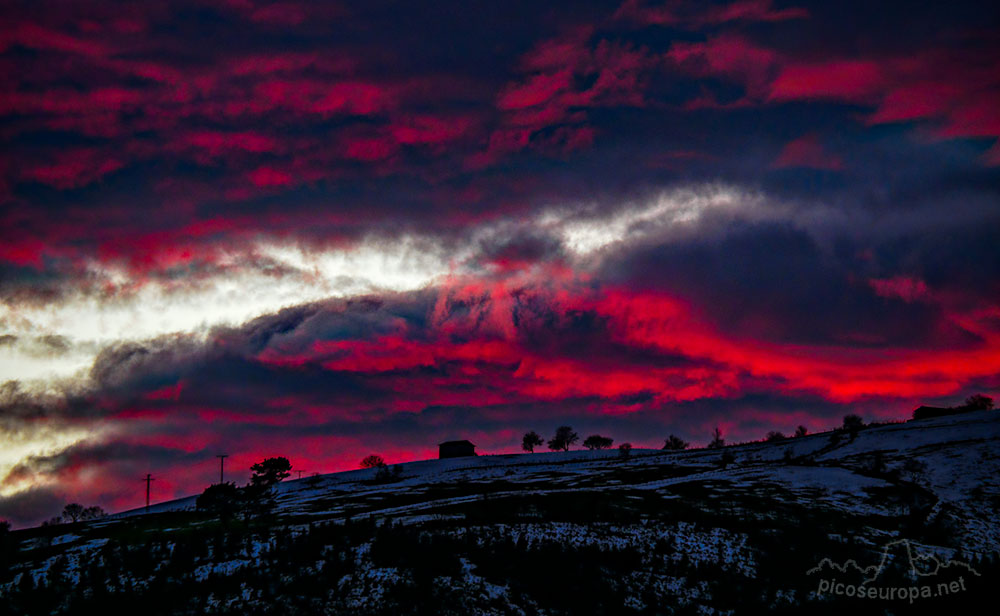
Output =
[
  {"x1": 296, "y1": 470, "x2": 308, "y2": 480},
  {"x1": 143, "y1": 474, "x2": 155, "y2": 513},
  {"x1": 216, "y1": 454, "x2": 229, "y2": 484}
]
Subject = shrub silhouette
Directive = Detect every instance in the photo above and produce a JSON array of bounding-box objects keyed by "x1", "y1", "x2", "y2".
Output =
[
  {"x1": 794, "y1": 425, "x2": 808, "y2": 438},
  {"x1": 663, "y1": 434, "x2": 688, "y2": 450},
  {"x1": 521, "y1": 431, "x2": 543, "y2": 453},
  {"x1": 583, "y1": 434, "x2": 614, "y2": 450},
  {"x1": 82, "y1": 506, "x2": 105, "y2": 520},
  {"x1": 842, "y1": 414, "x2": 864, "y2": 439},
  {"x1": 765, "y1": 431, "x2": 786, "y2": 442},
  {"x1": 618, "y1": 442, "x2": 632, "y2": 459},
  {"x1": 707, "y1": 426, "x2": 725, "y2": 449},
  {"x1": 196, "y1": 482, "x2": 241, "y2": 522},
  {"x1": 547, "y1": 426, "x2": 579, "y2": 451},
  {"x1": 964, "y1": 394, "x2": 994, "y2": 410},
  {"x1": 360, "y1": 454, "x2": 385, "y2": 469}
]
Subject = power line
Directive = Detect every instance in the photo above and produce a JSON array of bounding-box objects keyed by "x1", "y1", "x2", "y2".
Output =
[
  {"x1": 216, "y1": 454, "x2": 229, "y2": 484},
  {"x1": 142, "y1": 473, "x2": 155, "y2": 513}
]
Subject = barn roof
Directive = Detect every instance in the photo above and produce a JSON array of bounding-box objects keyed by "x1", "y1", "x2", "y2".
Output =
[{"x1": 438, "y1": 439, "x2": 476, "y2": 447}]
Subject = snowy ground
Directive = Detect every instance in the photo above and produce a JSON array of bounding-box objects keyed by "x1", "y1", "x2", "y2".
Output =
[
  {"x1": 6, "y1": 409, "x2": 998, "y2": 614},
  {"x1": 101, "y1": 408, "x2": 1000, "y2": 553}
]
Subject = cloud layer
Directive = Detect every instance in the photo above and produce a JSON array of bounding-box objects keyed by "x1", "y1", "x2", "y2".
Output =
[{"x1": 1, "y1": 0, "x2": 999, "y2": 527}]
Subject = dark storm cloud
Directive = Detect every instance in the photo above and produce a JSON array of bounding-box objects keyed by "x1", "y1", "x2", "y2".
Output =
[
  {"x1": 0, "y1": 487, "x2": 65, "y2": 528},
  {"x1": 600, "y1": 222, "x2": 981, "y2": 347}
]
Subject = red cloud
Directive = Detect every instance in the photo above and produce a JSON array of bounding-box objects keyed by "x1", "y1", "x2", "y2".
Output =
[
  {"x1": 497, "y1": 70, "x2": 573, "y2": 110},
  {"x1": 185, "y1": 131, "x2": 278, "y2": 155},
  {"x1": 0, "y1": 238, "x2": 47, "y2": 267},
  {"x1": 0, "y1": 22, "x2": 108, "y2": 57},
  {"x1": 768, "y1": 60, "x2": 883, "y2": 103},
  {"x1": 251, "y1": 277, "x2": 1000, "y2": 409},
  {"x1": 869, "y1": 277, "x2": 930, "y2": 303},
  {"x1": 22, "y1": 148, "x2": 125, "y2": 189},
  {"x1": 615, "y1": 0, "x2": 808, "y2": 28},
  {"x1": 389, "y1": 115, "x2": 475, "y2": 146},
  {"x1": 248, "y1": 166, "x2": 294, "y2": 187},
  {"x1": 772, "y1": 134, "x2": 843, "y2": 170},
  {"x1": 344, "y1": 136, "x2": 398, "y2": 162}
]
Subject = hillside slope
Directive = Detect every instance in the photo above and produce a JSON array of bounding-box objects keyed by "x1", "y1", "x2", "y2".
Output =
[{"x1": 3, "y1": 410, "x2": 999, "y2": 614}]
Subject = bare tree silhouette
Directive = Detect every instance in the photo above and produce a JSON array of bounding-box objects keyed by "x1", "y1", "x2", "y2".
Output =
[
  {"x1": 663, "y1": 434, "x2": 688, "y2": 450},
  {"x1": 547, "y1": 426, "x2": 579, "y2": 452},
  {"x1": 707, "y1": 426, "x2": 725, "y2": 449},
  {"x1": 62, "y1": 503, "x2": 84, "y2": 523}
]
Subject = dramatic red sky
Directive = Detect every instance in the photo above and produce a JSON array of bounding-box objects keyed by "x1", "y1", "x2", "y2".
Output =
[{"x1": 2, "y1": 0, "x2": 999, "y2": 527}]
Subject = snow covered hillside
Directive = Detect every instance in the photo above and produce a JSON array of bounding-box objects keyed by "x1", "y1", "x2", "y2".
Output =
[{"x1": 3, "y1": 409, "x2": 999, "y2": 615}]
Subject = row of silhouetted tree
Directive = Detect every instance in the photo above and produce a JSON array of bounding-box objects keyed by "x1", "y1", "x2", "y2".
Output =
[{"x1": 517, "y1": 403, "x2": 987, "y2": 456}]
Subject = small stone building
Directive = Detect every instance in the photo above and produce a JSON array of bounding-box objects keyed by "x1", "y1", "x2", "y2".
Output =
[
  {"x1": 912, "y1": 406, "x2": 954, "y2": 420},
  {"x1": 438, "y1": 440, "x2": 476, "y2": 459}
]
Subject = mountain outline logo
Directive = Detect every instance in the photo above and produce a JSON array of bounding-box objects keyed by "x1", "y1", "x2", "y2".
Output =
[{"x1": 807, "y1": 538, "x2": 981, "y2": 584}]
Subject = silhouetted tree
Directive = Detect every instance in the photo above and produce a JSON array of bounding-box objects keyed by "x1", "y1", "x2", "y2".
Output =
[
  {"x1": 243, "y1": 456, "x2": 291, "y2": 520},
  {"x1": 583, "y1": 434, "x2": 614, "y2": 450},
  {"x1": 548, "y1": 426, "x2": 579, "y2": 452},
  {"x1": 618, "y1": 442, "x2": 632, "y2": 459},
  {"x1": 842, "y1": 414, "x2": 864, "y2": 438},
  {"x1": 765, "y1": 431, "x2": 786, "y2": 442},
  {"x1": 794, "y1": 425, "x2": 808, "y2": 438},
  {"x1": 250, "y1": 456, "x2": 292, "y2": 488},
  {"x1": 964, "y1": 394, "x2": 994, "y2": 410},
  {"x1": 522, "y1": 431, "x2": 544, "y2": 453},
  {"x1": 62, "y1": 503, "x2": 85, "y2": 523},
  {"x1": 663, "y1": 434, "x2": 688, "y2": 450},
  {"x1": 707, "y1": 426, "x2": 725, "y2": 449},
  {"x1": 81, "y1": 506, "x2": 105, "y2": 521},
  {"x1": 360, "y1": 455, "x2": 386, "y2": 469},
  {"x1": 196, "y1": 482, "x2": 241, "y2": 523}
]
